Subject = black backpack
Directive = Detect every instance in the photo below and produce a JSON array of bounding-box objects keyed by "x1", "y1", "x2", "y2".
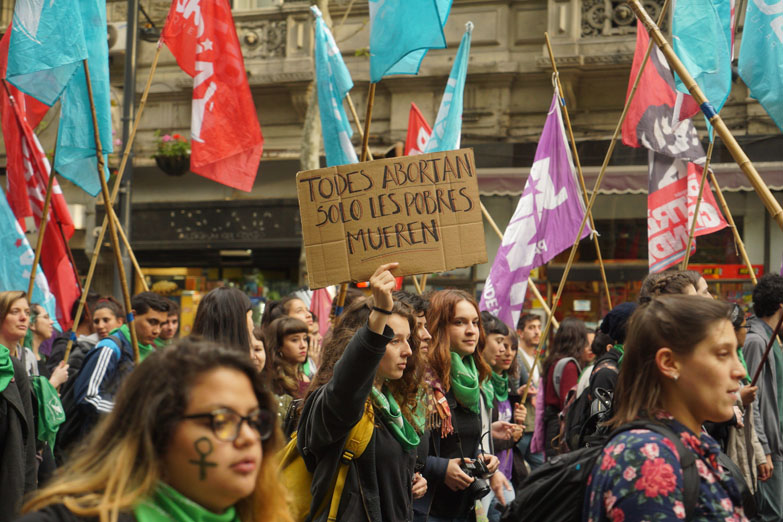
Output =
[
  {"x1": 502, "y1": 421, "x2": 699, "y2": 522},
  {"x1": 560, "y1": 359, "x2": 619, "y2": 452}
]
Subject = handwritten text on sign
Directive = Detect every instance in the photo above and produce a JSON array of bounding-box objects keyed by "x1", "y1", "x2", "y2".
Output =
[{"x1": 297, "y1": 148, "x2": 487, "y2": 288}]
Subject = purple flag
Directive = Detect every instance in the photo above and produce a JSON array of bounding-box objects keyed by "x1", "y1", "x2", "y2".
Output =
[{"x1": 480, "y1": 91, "x2": 590, "y2": 327}]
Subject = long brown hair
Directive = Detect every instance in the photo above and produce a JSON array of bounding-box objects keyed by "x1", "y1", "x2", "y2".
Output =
[
  {"x1": 265, "y1": 316, "x2": 309, "y2": 397},
  {"x1": 609, "y1": 295, "x2": 732, "y2": 428},
  {"x1": 22, "y1": 340, "x2": 292, "y2": 522},
  {"x1": 542, "y1": 316, "x2": 587, "y2": 380},
  {"x1": 306, "y1": 296, "x2": 421, "y2": 425},
  {"x1": 425, "y1": 289, "x2": 490, "y2": 392}
]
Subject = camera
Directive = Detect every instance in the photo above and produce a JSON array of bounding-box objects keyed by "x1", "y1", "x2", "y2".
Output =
[{"x1": 460, "y1": 457, "x2": 492, "y2": 502}]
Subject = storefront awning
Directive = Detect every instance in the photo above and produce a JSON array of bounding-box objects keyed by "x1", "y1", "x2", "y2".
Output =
[{"x1": 477, "y1": 162, "x2": 783, "y2": 196}]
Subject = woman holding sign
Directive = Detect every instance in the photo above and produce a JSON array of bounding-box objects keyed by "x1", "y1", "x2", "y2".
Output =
[{"x1": 296, "y1": 263, "x2": 427, "y2": 522}]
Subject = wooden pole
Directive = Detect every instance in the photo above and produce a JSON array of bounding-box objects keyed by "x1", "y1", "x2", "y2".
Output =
[
  {"x1": 346, "y1": 93, "x2": 374, "y2": 161},
  {"x1": 520, "y1": 0, "x2": 672, "y2": 406},
  {"x1": 82, "y1": 59, "x2": 140, "y2": 363},
  {"x1": 26, "y1": 170, "x2": 56, "y2": 299},
  {"x1": 113, "y1": 212, "x2": 148, "y2": 291},
  {"x1": 420, "y1": 274, "x2": 428, "y2": 293},
  {"x1": 334, "y1": 83, "x2": 378, "y2": 321},
  {"x1": 411, "y1": 275, "x2": 423, "y2": 295},
  {"x1": 629, "y1": 0, "x2": 783, "y2": 232},
  {"x1": 707, "y1": 170, "x2": 757, "y2": 284},
  {"x1": 479, "y1": 201, "x2": 560, "y2": 329},
  {"x1": 681, "y1": 139, "x2": 716, "y2": 269},
  {"x1": 64, "y1": 45, "x2": 162, "y2": 362},
  {"x1": 544, "y1": 32, "x2": 613, "y2": 310}
]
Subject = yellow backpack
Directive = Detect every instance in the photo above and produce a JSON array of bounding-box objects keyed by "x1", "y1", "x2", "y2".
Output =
[{"x1": 279, "y1": 401, "x2": 375, "y2": 522}]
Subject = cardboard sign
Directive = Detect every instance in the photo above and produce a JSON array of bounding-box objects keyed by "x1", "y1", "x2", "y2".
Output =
[{"x1": 297, "y1": 148, "x2": 487, "y2": 289}]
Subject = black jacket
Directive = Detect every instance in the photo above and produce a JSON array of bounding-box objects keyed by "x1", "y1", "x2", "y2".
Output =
[
  {"x1": 297, "y1": 324, "x2": 416, "y2": 522},
  {"x1": 1, "y1": 358, "x2": 37, "y2": 522},
  {"x1": 16, "y1": 504, "x2": 135, "y2": 521}
]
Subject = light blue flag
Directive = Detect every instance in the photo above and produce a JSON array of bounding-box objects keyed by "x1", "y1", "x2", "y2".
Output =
[
  {"x1": 422, "y1": 23, "x2": 472, "y2": 153},
  {"x1": 369, "y1": 0, "x2": 451, "y2": 83},
  {"x1": 6, "y1": 0, "x2": 87, "y2": 106},
  {"x1": 312, "y1": 6, "x2": 358, "y2": 167},
  {"x1": 672, "y1": 0, "x2": 732, "y2": 135},
  {"x1": 53, "y1": 0, "x2": 112, "y2": 196},
  {"x1": 0, "y1": 188, "x2": 59, "y2": 330},
  {"x1": 739, "y1": 1, "x2": 783, "y2": 132}
]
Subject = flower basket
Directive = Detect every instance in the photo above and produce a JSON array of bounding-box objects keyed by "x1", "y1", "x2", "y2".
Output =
[{"x1": 155, "y1": 154, "x2": 190, "y2": 177}]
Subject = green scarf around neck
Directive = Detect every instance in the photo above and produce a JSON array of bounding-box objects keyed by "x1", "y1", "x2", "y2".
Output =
[
  {"x1": 450, "y1": 352, "x2": 492, "y2": 414},
  {"x1": 490, "y1": 371, "x2": 509, "y2": 403},
  {"x1": 370, "y1": 386, "x2": 420, "y2": 450},
  {"x1": 134, "y1": 483, "x2": 239, "y2": 522},
  {"x1": 0, "y1": 345, "x2": 14, "y2": 393}
]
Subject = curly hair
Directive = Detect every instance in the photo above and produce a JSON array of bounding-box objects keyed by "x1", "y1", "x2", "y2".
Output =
[
  {"x1": 753, "y1": 274, "x2": 783, "y2": 318},
  {"x1": 306, "y1": 297, "x2": 421, "y2": 426},
  {"x1": 648, "y1": 272, "x2": 695, "y2": 298},
  {"x1": 265, "y1": 317, "x2": 309, "y2": 397},
  {"x1": 425, "y1": 289, "x2": 491, "y2": 392}
]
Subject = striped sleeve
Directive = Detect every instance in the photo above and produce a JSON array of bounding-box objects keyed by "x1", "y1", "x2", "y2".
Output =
[{"x1": 80, "y1": 345, "x2": 119, "y2": 414}]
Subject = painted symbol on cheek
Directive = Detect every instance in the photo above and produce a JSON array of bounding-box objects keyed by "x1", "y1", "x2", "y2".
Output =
[{"x1": 189, "y1": 437, "x2": 217, "y2": 480}]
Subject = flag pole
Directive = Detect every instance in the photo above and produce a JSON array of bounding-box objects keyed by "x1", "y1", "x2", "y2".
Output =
[
  {"x1": 520, "y1": 0, "x2": 672, "y2": 406},
  {"x1": 420, "y1": 274, "x2": 428, "y2": 293},
  {"x1": 112, "y1": 212, "x2": 149, "y2": 291},
  {"x1": 411, "y1": 275, "x2": 423, "y2": 295},
  {"x1": 707, "y1": 169, "x2": 758, "y2": 284},
  {"x1": 628, "y1": 0, "x2": 783, "y2": 231},
  {"x1": 334, "y1": 82, "x2": 377, "y2": 320},
  {"x1": 479, "y1": 201, "x2": 560, "y2": 329},
  {"x1": 544, "y1": 33, "x2": 613, "y2": 310},
  {"x1": 345, "y1": 93, "x2": 374, "y2": 161},
  {"x1": 82, "y1": 59, "x2": 140, "y2": 364},
  {"x1": 25, "y1": 169, "x2": 55, "y2": 299},
  {"x1": 63, "y1": 45, "x2": 162, "y2": 362},
  {"x1": 681, "y1": 139, "x2": 716, "y2": 269}
]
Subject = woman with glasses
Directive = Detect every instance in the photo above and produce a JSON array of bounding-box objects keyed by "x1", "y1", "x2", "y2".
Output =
[
  {"x1": 17, "y1": 339, "x2": 292, "y2": 522},
  {"x1": 297, "y1": 263, "x2": 425, "y2": 522}
]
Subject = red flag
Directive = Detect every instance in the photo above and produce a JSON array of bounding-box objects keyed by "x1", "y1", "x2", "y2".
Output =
[
  {"x1": 622, "y1": 25, "x2": 701, "y2": 151},
  {"x1": 647, "y1": 154, "x2": 728, "y2": 272},
  {"x1": 161, "y1": 0, "x2": 263, "y2": 192},
  {"x1": 0, "y1": 30, "x2": 79, "y2": 329},
  {"x1": 404, "y1": 102, "x2": 432, "y2": 156}
]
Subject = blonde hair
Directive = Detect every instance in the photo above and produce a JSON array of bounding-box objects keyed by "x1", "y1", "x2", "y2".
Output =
[{"x1": 23, "y1": 340, "x2": 293, "y2": 521}]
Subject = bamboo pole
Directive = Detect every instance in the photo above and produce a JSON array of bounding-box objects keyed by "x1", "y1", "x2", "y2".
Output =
[
  {"x1": 26, "y1": 170, "x2": 55, "y2": 299},
  {"x1": 334, "y1": 83, "x2": 378, "y2": 320},
  {"x1": 682, "y1": 139, "x2": 716, "y2": 269},
  {"x1": 420, "y1": 274, "x2": 428, "y2": 293},
  {"x1": 544, "y1": 33, "x2": 613, "y2": 310},
  {"x1": 520, "y1": 1, "x2": 672, "y2": 406},
  {"x1": 346, "y1": 93, "x2": 374, "y2": 161},
  {"x1": 64, "y1": 45, "x2": 162, "y2": 362},
  {"x1": 479, "y1": 201, "x2": 560, "y2": 329},
  {"x1": 82, "y1": 59, "x2": 140, "y2": 362},
  {"x1": 707, "y1": 170, "x2": 757, "y2": 284},
  {"x1": 411, "y1": 275, "x2": 423, "y2": 295},
  {"x1": 113, "y1": 212, "x2": 149, "y2": 292},
  {"x1": 628, "y1": 0, "x2": 783, "y2": 231}
]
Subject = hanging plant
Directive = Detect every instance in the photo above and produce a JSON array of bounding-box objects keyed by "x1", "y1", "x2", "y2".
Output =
[{"x1": 153, "y1": 130, "x2": 190, "y2": 176}]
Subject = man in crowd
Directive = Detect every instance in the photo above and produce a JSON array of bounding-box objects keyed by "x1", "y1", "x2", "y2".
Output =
[
  {"x1": 745, "y1": 274, "x2": 783, "y2": 521},
  {"x1": 516, "y1": 312, "x2": 544, "y2": 468},
  {"x1": 157, "y1": 298, "x2": 180, "y2": 346}
]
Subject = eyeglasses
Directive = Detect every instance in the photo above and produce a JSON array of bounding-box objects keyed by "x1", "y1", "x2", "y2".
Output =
[{"x1": 182, "y1": 408, "x2": 274, "y2": 442}]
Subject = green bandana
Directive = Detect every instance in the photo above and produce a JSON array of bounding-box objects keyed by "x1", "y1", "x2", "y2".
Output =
[
  {"x1": 134, "y1": 483, "x2": 239, "y2": 522},
  {"x1": 613, "y1": 344, "x2": 624, "y2": 366},
  {"x1": 30, "y1": 375, "x2": 65, "y2": 452},
  {"x1": 370, "y1": 386, "x2": 420, "y2": 451},
  {"x1": 301, "y1": 358, "x2": 314, "y2": 378},
  {"x1": 0, "y1": 345, "x2": 14, "y2": 393},
  {"x1": 490, "y1": 371, "x2": 509, "y2": 403},
  {"x1": 450, "y1": 353, "x2": 492, "y2": 414},
  {"x1": 114, "y1": 324, "x2": 156, "y2": 362}
]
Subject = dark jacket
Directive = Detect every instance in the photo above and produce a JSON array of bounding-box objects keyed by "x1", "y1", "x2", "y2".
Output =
[
  {"x1": 298, "y1": 324, "x2": 416, "y2": 522},
  {"x1": 1, "y1": 358, "x2": 37, "y2": 522},
  {"x1": 16, "y1": 504, "x2": 135, "y2": 522},
  {"x1": 744, "y1": 316, "x2": 783, "y2": 460}
]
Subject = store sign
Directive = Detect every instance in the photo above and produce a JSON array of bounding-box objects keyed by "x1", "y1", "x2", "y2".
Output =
[
  {"x1": 688, "y1": 264, "x2": 764, "y2": 280},
  {"x1": 297, "y1": 148, "x2": 487, "y2": 288}
]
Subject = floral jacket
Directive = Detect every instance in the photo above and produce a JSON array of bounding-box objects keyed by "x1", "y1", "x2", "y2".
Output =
[{"x1": 583, "y1": 416, "x2": 748, "y2": 522}]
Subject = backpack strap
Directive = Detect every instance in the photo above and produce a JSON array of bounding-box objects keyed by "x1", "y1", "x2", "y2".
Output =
[
  {"x1": 612, "y1": 421, "x2": 698, "y2": 521},
  {"x1": 553, "y1": 357, "x2": 579, "y2": 400}
]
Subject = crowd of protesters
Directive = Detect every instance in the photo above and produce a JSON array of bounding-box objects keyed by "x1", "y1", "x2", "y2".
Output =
[{"x1": 1, "y1": 265, "x2": 782, "y2": 521}]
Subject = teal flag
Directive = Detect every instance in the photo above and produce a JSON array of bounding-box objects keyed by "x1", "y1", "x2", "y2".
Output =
[
  {"x1": 368, "y1": 0, "x2": 451, "y2": 83},
  {"x1": 312, "y1": 6, "x2": 358, "y2": 167},
  {"x1": 739, "y1": 0, "x2": 783, "y2": 132},
  {"x1": 422, "y1": 23, "x2": 472, "y2": 153}
]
